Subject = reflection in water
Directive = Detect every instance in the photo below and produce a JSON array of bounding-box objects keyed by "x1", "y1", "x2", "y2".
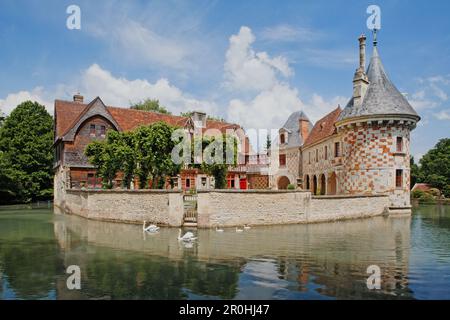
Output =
[{"x1": 1, "y1": 204, "x2": 450, "y2": 299}]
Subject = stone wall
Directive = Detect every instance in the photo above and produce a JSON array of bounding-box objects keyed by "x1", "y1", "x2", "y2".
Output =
[
  {"x1": 55, "y1": 186, "x2": 391, "y2": 228},
  {"x1": 56, "y1": 189, "x2": 184, "y2": 226},
  {"x1": 309, "y1": 194, "x2": 389, "y2": 223},
  {"x1": 197, "y1": 190, "x2": 390, "y2": 227},
  {"x1": 340, "y1": 123, "x2": 411, "y2": 208}
]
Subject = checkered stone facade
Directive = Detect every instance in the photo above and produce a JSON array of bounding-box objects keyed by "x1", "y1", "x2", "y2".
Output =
[{"x1": 339, "y1": 122, "x2": 412, "y2": 208}]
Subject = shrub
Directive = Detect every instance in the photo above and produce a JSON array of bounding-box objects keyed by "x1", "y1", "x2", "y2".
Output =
[
  {"x1": 419, "y1": 192, "x2": 435, "y2": 203},
  {"x1": 287, "y1": 184, "x2": 296, "y2": 190},
  {"x1": 411, "y1": 190, "x2": 426, "y2": 199},
  {"x1": 428, "y1": 188, "x2": 441, "y2": 198}
]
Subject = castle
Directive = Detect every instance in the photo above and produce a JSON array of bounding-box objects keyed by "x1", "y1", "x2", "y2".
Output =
[
  {"x1": 53, "y1": 32, "x2": 420, "y2": 214},
  {"x1": 270, "y1": 34, "x2": 420, "y2": 213}
]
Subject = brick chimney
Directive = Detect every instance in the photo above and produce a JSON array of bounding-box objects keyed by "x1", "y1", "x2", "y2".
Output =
[
  {"x1": 352, "y1": 34, "x2": 369, "y2": 107},
  {"x1": 191, "y1": 111, "x2": 207, "y2": 128},
  {"x1": 299, "y1": 118, "x2": 310, "y2": 142},
  {"x1": 73, "y1": 93, "x2": 84, "y2": 104}
]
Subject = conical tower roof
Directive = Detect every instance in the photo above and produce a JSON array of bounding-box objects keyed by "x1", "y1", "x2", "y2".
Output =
[{"x1": 338, "y1": 46, "x2": 420, "y2": 122}]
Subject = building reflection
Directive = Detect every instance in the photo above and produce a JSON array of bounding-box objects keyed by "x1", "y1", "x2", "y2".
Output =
[{"x1": 53, "y1": 212, "x2": 413, "y2": 299}]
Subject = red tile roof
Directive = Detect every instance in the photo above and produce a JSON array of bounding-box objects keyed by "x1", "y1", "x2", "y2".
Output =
[
  {"x1": 303, "y1": 106, "x2": 342, "y2": 148},
  {"x1": 54, "y1": 100, "x2": 87, "y2": 139},
  {"x1": 411, "y1": 183, "x2": 433, "y2": 192},
  {"x1": 54, "y1": 99, "x2": 242, "y2": 139}
]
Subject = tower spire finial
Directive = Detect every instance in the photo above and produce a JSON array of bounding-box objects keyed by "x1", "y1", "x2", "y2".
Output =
[{"x1": 373, "y1": 28, "x2": 378, "y2": 47}]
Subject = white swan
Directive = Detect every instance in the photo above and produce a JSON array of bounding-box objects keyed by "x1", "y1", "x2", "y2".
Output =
[
  {"x1": 143, "y1": 221, "x2": 159, "y2": 232},
  {"x1": 235, "y1": 226, "x2": 244, "y2": 233},
  {"x1": 243, "y1": 224, "x2": 251, "y2": 230},
  {"x1": 215, "y1": 226, "x2": 224, "y2": 232},
  {"x1": 178, "y1": 229, "x2": 197, "y2": 241}
]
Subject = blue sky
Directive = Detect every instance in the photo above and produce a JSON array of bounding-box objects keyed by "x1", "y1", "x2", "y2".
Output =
[{"x1": 0, "y1": 0, "x2": 449, "y2": 158}]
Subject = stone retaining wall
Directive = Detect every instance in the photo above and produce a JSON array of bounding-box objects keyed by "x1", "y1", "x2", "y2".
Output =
[
  {"x1": 196, "y1": 190, "x2": 390, "y2": 227},
  {"x1": 56, "y1": 188, "x2": 391, "y2": 227},
  {"x1": 57, "y1": 189, "x2": 184, "y2": 226},
  {"x1": 309, "y1": 194, "x2": 389, "y2": 223}
]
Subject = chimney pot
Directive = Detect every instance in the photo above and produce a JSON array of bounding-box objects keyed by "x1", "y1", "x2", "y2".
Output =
[
  {"x1": 191, "y1": 111, "x2": 207, "y2": 129},
  {"x1": 358, "y1": 34, "x2": 367, "y2": 71},
  {"x1": 299, "y1": 118, "x2": 310, "y2": 143},
  {"x1": 73, "y1": 93, "x2": 84, "y2": 103}
]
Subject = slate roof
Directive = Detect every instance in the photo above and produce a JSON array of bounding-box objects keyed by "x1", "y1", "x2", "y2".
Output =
[
  {"x1": 280, "y1": 111, "x2": 313, "y2": 148},
  {"x1": 303, "y1": 107, "x2": 342, "y2": 148},
  {"x1": 338, "y1": 46, "x2": 420, "y2": 122}
]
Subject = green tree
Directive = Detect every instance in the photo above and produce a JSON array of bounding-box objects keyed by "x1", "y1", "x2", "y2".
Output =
[
  {"x1": 0, "y1": 101, "x2": 53, "y2": 202},
  {"x1": 0, "y1": 151, "x2": 17, "y2": 203},
  {"x1": 410, "y1": 156, "x2": 422, "y2": 189},
  {"x1": 85, "y1": 140, "x2": 121, "y2": 189},
  {"x1": 197, "y1": 134, "x2": 237, "y2": 189},
  {"x1": 265, "y1": 134, "x2": 271, "y2": 154},
  {"x1": 134, "y1": 122, "x2": 179, "y2": 189},
  {"x1": 107, "y1": 131, "x2": 136, "y2": 189},
  {"x1": 130, "y1": 99, "x2": 171, "y2": 114},
  {"x1": 419, "y1": 138, "x2": 450, "y2": 197},
  {"x1": 180, "y1": 110, "x2": 225, "y2": 122}
]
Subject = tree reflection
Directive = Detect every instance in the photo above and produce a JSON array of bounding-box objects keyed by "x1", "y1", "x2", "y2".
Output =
[
  {"x1": 0, "y1": 210, "x2": 63, "y2": 299},
  {"x1": 81, "y1": 249, "x2": 240, "y2": 299}
]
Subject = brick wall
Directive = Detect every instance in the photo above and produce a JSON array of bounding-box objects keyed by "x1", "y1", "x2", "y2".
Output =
[
  {"x1": 64, "y1": 116, "x2": 115, "y2": 167},
  {"x1": 341, "y1": 123, "x2": 411, "y2": 208},
  {"x1": 248, "y1": 174, "x2": 269, "y2": 189}
]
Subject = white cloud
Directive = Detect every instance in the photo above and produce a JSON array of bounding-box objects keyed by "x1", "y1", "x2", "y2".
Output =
[
  {"x1": 224, "y1": 26, "x2": 345, "y2": 132},
  {"x1": 305, "y1": 94, "x2": 348, "y2": 122},
  {"x1": 80, "y1": 64, "x2": 218, "y2": 115},
  {"x1": 260, "y1": 24, "x2": 319, "y2": 42},
  {"x1": 224, "y1": 26, "x2": 293, "y2": 92},
  {"x1": 0, "y1": 63, "x2": 219, "y2": 117},
  {"x1": 112, "y1": 21, "x2": 191, "y2": 69},
  {"x1": 434, "y1": 109, "x2": 450, "y2": 120},
  {"x1": 409, "y1": 98, "x2": 438, "y2": 111},
  {"x1": 227, "y1": 84, "x2": 346, "y2": 131},
  {"x1": 227, "y1": 84, "x2": 303, "y2": 130},
  {"x1": 0, "y1": 87, "x2": 52, "y2": 115}
]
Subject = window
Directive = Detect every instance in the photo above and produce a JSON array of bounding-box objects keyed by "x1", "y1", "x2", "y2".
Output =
[
  {"x1": 230, "y1": 179, "x2": 235, "y2": 188},
  {"x1": 396, "y1": 137, "x2": 403, "y2": 152},
  {"x1": 90, "y1": 124, "x2": 96, "y2": 135},
  {"x1": 185, "y1": 178, "x2": 190, "y2": 188},
  {"x1": 335, "y1": 142, "x2": 340, "y2": 158},
  {"x1": 280, "y1": 134, "x2": 285, "y2": 144},
  {"x1": 396, "y1": 169, "x2": 403, "y2": 188},
  {"x1": 324, "y1": 146, "x2": 328, "y2": 160},
  {"x1": 308, "y1": 152, "x2": 311, "y2": 164},
  {"x1": 201, "y1": 177, "x2": 207, "y2": 187},
  {"x1": 279, "y1": 154, "x2": 286, "y2": 166},
  {"x1": 100, "y1": 125, "x2": 106, "y2": 136},
  {"x1": 316, "y1": 149, "x2": 318, "y2": 162}
]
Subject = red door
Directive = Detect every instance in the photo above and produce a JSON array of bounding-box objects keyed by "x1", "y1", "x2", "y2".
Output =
[{"x1": 239, "y1": 178, "x2": 247, "y2": 190}]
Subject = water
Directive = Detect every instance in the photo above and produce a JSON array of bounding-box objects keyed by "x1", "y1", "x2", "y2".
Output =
[{"x1": 0, "y1": 204, "x2": 449, "y2": 300}]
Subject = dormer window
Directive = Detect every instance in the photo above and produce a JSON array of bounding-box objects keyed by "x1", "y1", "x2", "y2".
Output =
[
  {"x1": 90, "y1": 124, "x2": 96, "y2": 136},
  {"x1": 280, "y1": 134, "x2": 285, "y2": 144}
]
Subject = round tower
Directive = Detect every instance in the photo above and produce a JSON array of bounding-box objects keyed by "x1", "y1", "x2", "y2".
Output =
[{"x1": 335, "y1": 33, "x2": 420, "y2": 214}]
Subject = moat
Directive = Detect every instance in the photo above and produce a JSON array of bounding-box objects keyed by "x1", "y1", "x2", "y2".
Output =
[{"x1": 0, "y1": 204, "x2": 449, "y2": 300}]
